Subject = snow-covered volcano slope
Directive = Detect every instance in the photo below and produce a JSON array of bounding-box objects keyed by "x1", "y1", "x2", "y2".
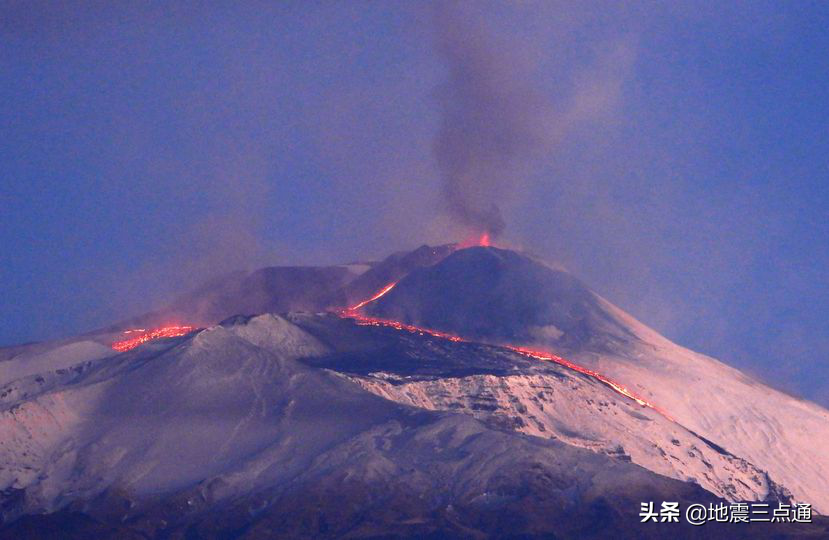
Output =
[
  {"x1": 0, "y1": 340, "x2": 112, "y2": 387},
  {"x1": 1, "y1": 314, "x2": 755, "y2": 539},
  {"x1": 294, "y1": 314, "x2": 791, "y2": 505},
  {"x1": 365, "y1": 246, "x2": 829, "y2": 513}
]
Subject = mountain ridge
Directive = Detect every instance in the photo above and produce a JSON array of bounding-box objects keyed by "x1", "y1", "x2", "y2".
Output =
[{"x1": 2, "y1": 244, "x2": 828, "y2": 538}]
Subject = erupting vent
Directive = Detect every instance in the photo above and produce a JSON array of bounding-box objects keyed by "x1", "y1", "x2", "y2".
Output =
[
  {"x1": 112, "y1": 325, "x2": 195, "y2": 352},
  {"x1": 457, "y1": 232, "x2": 493, "y2": 249}
]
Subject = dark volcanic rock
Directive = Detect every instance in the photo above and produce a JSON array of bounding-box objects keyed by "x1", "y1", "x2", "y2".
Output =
[
  {"x1": 336, "y1": 244, "x2": 457, "y2": 310},
  {"x1": 366, "y1": 246, "x2": 637, "y2": 354},
  {"x1": 114, "y1": 265, "x2": 357, "y2": 330}
]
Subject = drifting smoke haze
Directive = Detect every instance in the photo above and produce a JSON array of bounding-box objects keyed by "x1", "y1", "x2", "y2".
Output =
[
  {"x1": 432, "y1": 2, "x2": 550, "y2": 239},
  {"x1": 2, "y1": 2, "x2": 829, "y2": 407}
]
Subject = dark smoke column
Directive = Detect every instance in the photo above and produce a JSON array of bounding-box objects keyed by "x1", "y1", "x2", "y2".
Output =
[{"x1": 432, "y1": 2, "x2": 548, "y2": 239}]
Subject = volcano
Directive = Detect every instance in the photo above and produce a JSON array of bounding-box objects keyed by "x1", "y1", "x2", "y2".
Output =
[
  {"x1": 1, "y1": 245, "x2": 828, "y2": 539},
  {"x1": 363, "y1": 246, "x2": 634, "y2": 353},
  {"x1": 362, "y1": 246, "x2": 829, "y2": 515}
]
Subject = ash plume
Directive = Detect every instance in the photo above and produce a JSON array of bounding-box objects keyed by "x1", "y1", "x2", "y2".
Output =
[{"x1": 432, "y1": 2, "x2": 549, "y2": 238}]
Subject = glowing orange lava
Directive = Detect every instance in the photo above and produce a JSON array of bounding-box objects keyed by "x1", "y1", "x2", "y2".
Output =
[
  {"x1": 458, "y1": 232, "x2": 493, "y2": 249},
  {"x1": 340, "y1": 284, "x2": 672, "y2": 420},
  {"x1": 346, "y1": 281, "x2": 398, "y2": 312},
  {"x1": 503, "y1": 344, "x2": 672, "y2": 419},
  {"x1": 111, "y1": 325, "x2": 195, "y2": 352}
]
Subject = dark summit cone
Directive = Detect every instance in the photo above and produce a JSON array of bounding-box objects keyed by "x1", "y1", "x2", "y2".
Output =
[{"x1": 364, "y1": 246, "x2": 637, "y2": 354}]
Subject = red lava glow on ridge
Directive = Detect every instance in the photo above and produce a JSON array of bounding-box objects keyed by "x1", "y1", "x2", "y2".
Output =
[
  {"x1": 456, "y1": 231, "x2": 493, "y2": 249},
  {"x1": 339, "y1": 282, "x2": 673, "y2": 420},
  {"x1": 111, "y1": 325, "x2": 195, "y2": 352}
]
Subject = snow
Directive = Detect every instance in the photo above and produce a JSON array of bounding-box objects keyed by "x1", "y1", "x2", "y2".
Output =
[
  {"x1": 344, "y1": 349, "x2": 786, "y2": 504},
  {"x1": 0, "y1": 315, "x2": 347, "y2": 509},
  {"x1": 2, "y1": 245, "x2": 827, "y2": 524},
  {"x1": 0, "y1": 340, "x2": 112, "y2": 387},
  {"x1": 340, "y1": 263, "x2": 372, "y2": 276},
  {"x1": 578, "y1": 295, "x2": 829, "y2": 513},
  {"x1": 361, "y1": 246, "x2": 829, "y2": 513},
  {"x1": 0, "y1": 313, "x2": 724, "y2": 527}
]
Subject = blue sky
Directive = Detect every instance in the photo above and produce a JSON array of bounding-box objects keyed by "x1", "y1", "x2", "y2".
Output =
[{"x1": 1, "y1": 2, "x2": 827, "y2": 406}]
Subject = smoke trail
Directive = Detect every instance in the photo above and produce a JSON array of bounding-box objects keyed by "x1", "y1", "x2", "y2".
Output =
[{"x1": 432, "y1": 2, "x2": 549, "y2": 238}]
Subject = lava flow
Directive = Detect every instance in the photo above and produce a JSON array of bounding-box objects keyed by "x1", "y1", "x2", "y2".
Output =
[
  {"x1": 339, "y1": 283, "x2": 672, "y2": 420},
  {"x1": 347, "y1": 282, "x2": 398, "y2": 312},
  {"x1": 111, "y1": 325, "x2": 195, "y2": 352}
]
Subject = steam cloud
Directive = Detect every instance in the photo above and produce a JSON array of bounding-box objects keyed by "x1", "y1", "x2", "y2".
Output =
[{"x1": 432, "y1": 2, "x2": 549, "y2": 238}]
